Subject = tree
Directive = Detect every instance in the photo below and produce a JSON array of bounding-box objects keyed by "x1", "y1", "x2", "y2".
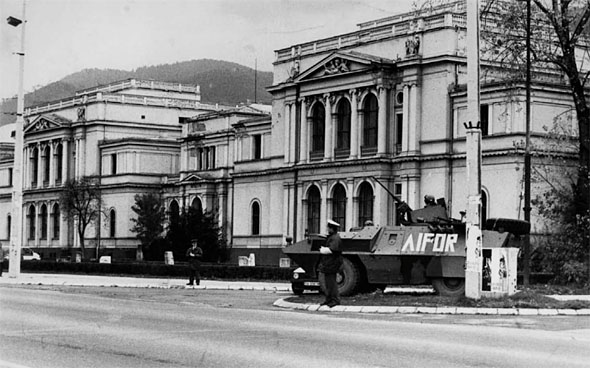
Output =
[
  {"x1": 59, "y1": 177, "x2": 101, "y2": 260},
  {"x1": 130, "y1": 193, "x2": 166, "y2": 261},
  {"x1": 166, "y1": 206, "x2": 228, "y2": 263},
  {"x1": 482, "y1": 0, "x2": 589, "y2": 217},
  {"x1": 481, "y1": 0, "x2": 590, "y2": 281}
]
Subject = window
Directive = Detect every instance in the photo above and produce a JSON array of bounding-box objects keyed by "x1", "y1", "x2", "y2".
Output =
[
  {"x1": 31, "y1": 147, "x2": 39, "y2": 187},
  {"x1": 358, "y1": 182, "x2": 374, "y2": 227},
  {"x1": 169, "y1": 200, "x2": 180, "y2": 227},
  {"x1": 55, "y1": 144, "x2": 63, "y2": 184},
  {"x1": 42, "y1": 146, "x2": 50, "y2": 185},
  {"x1": 336, "y1": 99, "x2": 351, "y2": 150},
  {"x1": 198, "y1": 148, "x2": 204, "y2": 170},
  {"x1": 191, "y1": 197, "x2": 203, "y2": 215},
  {"x1": 52, "y1": 204, "x2": 60, "y2": 240},
  {"x1": 311, "y1": 104, "x2": 325, "y2": 154},
  {"x1": 109, "y1": 209, "x2": 116, "y2": 238},
  {"x1": 395, "y1": 113, "x2": 403, "y2": 153},
  {"x1": 210, "y1": 146, "x2": 216, "y2": 168},
  {"x1": 28, "y1": 205, "x2": 36, "y2": 240},
  {"x1": 362, "y1": 94, "x2": 378, "y2": 148},
  {"x1": 251, "y1": 201, "x2": 260, "y2": 235},
  {"x1": 332, "y1": 184, "x2": 347, "y2": 230},
  {"x1": 307, "y1": 186, "x2": 321, "y2": 235},
  {"x1": 481, "y1": 104, "x2": 489, "y2": 136},
  {"x1": 253, "y1": 135, "x2": 262, "y2": 160},
  {"x1": 111, "y1": 153, "x2": 117, "y2": 175},
  {"x1": 8, "y1": 168, "x2": 13, "y2": 186},
  {"x1": 40, "y1": 204, "x2": 48, "y2": 240}
]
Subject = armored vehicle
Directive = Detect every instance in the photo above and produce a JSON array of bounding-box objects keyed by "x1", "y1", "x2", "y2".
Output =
[{"x1": 283, "y1": 185, "x2": 529, "y2": 297}]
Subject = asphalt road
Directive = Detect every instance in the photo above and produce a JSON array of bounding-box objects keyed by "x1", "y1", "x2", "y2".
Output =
[{"x1": 1, "y1": 285, "x2": 589, "y2": 368}]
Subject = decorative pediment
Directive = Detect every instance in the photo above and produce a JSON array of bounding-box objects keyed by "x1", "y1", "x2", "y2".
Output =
[
  {"x1": 181, "y1": 173, "x2": 203, "y2": 182},
  {"x1": 293, "y1": 51, "x2": 396, "y2": 83},
  {"x1": 24, "y1": 114, "x2": 72, "y2": 134}
]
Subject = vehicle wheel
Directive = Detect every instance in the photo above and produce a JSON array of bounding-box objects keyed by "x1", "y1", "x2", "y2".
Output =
[
  {"x1": 337, "y1": 258, "x2": 362, "y2": 296},
  {"x1": 485, "y1": 218, "x2": 530, "y2": 236},
  {"x1": 432, "y1": 278, "x2": 465, "y2": 297},
  {"x1": 291, "y1": 285, "x2": 304, "y2": 295}
]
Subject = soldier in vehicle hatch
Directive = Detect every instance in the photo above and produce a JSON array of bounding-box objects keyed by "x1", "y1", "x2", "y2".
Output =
[{"x1": 318, "y1": 220, "x2": 343, "y2": 308}]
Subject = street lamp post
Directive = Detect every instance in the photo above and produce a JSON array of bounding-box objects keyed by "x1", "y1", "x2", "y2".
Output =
[{"x1": 7, "y1": 0, "x2": 26, "y2": 277}]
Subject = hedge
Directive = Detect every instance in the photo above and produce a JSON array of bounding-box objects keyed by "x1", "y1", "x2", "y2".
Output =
[{"x1": 2, "y1": 260, "x2": 294, "y2": 281}]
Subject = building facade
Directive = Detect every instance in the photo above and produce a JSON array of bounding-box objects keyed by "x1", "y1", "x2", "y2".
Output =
[{"x1": 1, "y1": 2, "x2": 580, "y2": 265}]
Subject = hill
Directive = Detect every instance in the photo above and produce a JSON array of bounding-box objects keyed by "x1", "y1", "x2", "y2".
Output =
[{"x1": 0, "y1": 59, "x2": 273, "y2": 126}]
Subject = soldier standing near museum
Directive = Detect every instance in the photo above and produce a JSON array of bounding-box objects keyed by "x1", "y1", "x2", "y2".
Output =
[
  {"x1": 318, "y1": 220, "x2": 343, "y2": 307},
  {"x1": 186, "y1": 239, "x2": 203, "y2": 286}
]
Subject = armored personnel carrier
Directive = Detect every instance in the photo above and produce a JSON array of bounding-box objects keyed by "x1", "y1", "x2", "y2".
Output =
[{"x1": 283, "y1": 189, "x2": 529, "y2": 297}]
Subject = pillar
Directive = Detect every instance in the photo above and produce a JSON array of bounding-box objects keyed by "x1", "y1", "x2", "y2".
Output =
[
  {"x1": 289, "y1": 101, "x2": 297, "y2": 164},
  {"x1": 402, "y1": 85, "x2": 410, "y2": 152},
  {"x1": 408, "y1": 84, "x2": 421, "y2": 153},
  {"x1": 324, "y1": 94, "x2": 333, "y2": 161},
  {"x1": 346, "y1": 178, "x2": 354, "y2": 230},
  {"x1": 284, "y1": 103, "x2": 291, "y2": 164},
  {"x1": 320, "y1": 180, "x2": 328, "y2": 231},
  {"x1": 377, "y1": 86, "x2": 387, "y2": 155},
  {"x1": 299, "y1": 98, "x2": 308, "y2": 163},
  {"x1": 48, "y1": 142, "x2": 54, "y2": 187},
  {"x1": 61, "y1": 139, "x2": 69, "y2": 184},
  {"x1": 350, "y1": 89, "x2": 359, "y2": 159},
  {"x1": 36, "y1": 143, "x2": 42, "y2": 187}
]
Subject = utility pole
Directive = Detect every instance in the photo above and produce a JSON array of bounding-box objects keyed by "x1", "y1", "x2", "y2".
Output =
[
  {"x1": 465, "y1": 0, "x2": 483, "y2": 300},
  {"x1": 7, "y1": 0, "x2": 27, "y2": 277},
  {"x1": 523, "y1": 0, "x2": 532, "y2": 286}
]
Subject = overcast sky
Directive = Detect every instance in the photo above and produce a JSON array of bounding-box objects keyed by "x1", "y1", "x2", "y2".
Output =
[{"x1": 0, "y1": 0, "x2": 414, "y2": 100}]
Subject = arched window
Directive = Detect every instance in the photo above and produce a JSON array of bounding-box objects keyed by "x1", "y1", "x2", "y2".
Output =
[
  {"x1": 52, "y1": 204, "x2": 60, "y2": 239},
  {"x1": 332, "y1": 184, "x2": 347, "y2": 230},
  {"x1": 191, "y1": 197, "x2": 203, "y2": 214},
  {"x1": 169, "y1": 200, "x2": 180, "y2": 225},
  {"x1": 109, "y1": 209, "x2": 116, "y2": 238},
  {"x1": 311, "y1": 103, "x2": 325, "y2": 155},
  {"x1": 251, "y1": 201, "x2": 260, "y2": 235},
  {"x1": 307, "y1": 186, "x2": 321, "y2": 235},
  {"x1": 55, "y1": 144, "x2": 63, "y2": 184},
  {"x1": 362, "y1": 94, "x2": 378, "y2": 149},
  {"x1": 40, "y1": 204, "x2": 48, "y2": 240},
  {"x1": 31, "y1": 147, "x2": 39, "y2": 187},
  {"x1": 42, "y1": 146, "x2": 50, "y2": 185},
  {"x1": 28, "y1": 205, "x2": 36, "y2": 240},
  {"x1": 358, "y1": 182, "x2": 374, "y2": 227},
  {"x1": 336, "y1": 99, "x2": 351, "y2": 151}
]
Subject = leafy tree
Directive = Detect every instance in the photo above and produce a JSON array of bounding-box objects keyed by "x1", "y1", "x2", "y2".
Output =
[
  {"x1": 130, "y1": 193, "x2": 166, "y2": 261},
  {"x1": 479, "y1": 0, "x2": 590, "y2": 280},
  {"x1": 166, "y1": 206, "x2": 228, "y2": 263},
  {"x1": 59, "y1": 177, "x2": 101, "y2": 260}
]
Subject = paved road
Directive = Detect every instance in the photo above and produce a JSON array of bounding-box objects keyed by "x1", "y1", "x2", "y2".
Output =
[{"x1": 1, "y1": 286, "x2": 589, "y2": 368}]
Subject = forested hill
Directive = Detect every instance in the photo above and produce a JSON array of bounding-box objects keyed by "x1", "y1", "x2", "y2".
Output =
[{"x1": 0, "y1": 59, "x2": 273, "y2": 126}]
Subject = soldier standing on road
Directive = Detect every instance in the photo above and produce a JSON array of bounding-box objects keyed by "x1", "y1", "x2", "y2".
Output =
[
  {"x1": 318, "y1": 220, "x2": 343, "y2": 308},
  {"x1": 186, "y1": 240, "x2": 203, "y2": 286}
]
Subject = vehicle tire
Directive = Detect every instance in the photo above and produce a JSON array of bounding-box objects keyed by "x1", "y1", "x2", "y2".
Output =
[
  {"x1": 485, "y1": 218, "x2": 530, "y2": 236},
  {"x1": 432, "y1": 277, "x2": 465, "y2": 297},
  {"x1": 337, "y1": 258, "x2": 362, "y2": 296},
  {"x1": 291, "y1": 284, "x2": 304, "y2": 295}
]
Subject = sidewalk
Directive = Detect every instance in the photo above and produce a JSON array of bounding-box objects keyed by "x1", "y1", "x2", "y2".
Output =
[{"x1": 2, "y1": 273, "x2": 589, "y2": 316}]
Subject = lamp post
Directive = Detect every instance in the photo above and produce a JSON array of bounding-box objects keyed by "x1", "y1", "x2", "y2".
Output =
[{"x1": 7, "y1": 0, "x2": 26, "y2": 277}]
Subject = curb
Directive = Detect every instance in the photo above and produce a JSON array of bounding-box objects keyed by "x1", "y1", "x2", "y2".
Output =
[{"x1": 272, "y1": 298, "x2": 590, "y2": 316}]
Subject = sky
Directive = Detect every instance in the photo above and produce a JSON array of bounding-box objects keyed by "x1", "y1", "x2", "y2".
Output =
[{"x1": 0, "y1": 0, "x2": 414, "y2": 100}]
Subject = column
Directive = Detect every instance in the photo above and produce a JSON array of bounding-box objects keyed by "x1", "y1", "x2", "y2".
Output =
[
  {"x1": 402, "y1": 85, "x2": 410, "y2": 152},
  {"x1": 62, "y1": 139, "x2": 69, "y2": 184},
  {"x1": 299, "y1": 98, "x2": 308, "y2": 163},
  {"x1": 320, "y1": 180, "x2": 328, "y2": 231},
  {"x1": 282, "y1": 182, "x2": 290, "y2": 242},
  {"x1": 48, "y1": 142, "x2": 54, "y2": 187},
  {"x1": 408, "y1": 84, "x2": 420, "y2": 153},
  {"x1": 36, "y1": 143, "x2": 42, "y2": 187},
  {"x1": 323, "y1": 94, "x2": 333, "y2": 161},
  {"x1": 378, "y1": 86, "x2": 388, "y2": 155},
  {"x1": 23, "y1": 146, "x2": 29, "y2": 189},
  {"x1": 34, "y1": 203, "x2": 39, "y2": 248},
  {"x1": 284, "y1": 103, "x2": 291, "y2": 164},
  {"x1": 289, "y1": 101, "x2": 297, "y2": 164},
  {"x1": 295, "y1": 183, "x2": 304, "y2": 241},
  {"x1": 346, "y1": 178, "x2": 354, "y2": 229},
  {"x1": 349, "y1": 89, "x2": 359, "y2": 159}
]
